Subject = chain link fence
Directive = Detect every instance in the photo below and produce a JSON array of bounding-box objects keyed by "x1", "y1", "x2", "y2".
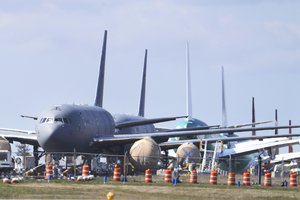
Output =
[{"x1": 1, "y1": 151, "x2": 298, "y2": 183}]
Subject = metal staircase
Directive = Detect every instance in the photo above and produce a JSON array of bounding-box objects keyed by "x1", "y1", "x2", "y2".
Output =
[{"x1": 201, "y1": 140, "x2": 224, "y2": 173}]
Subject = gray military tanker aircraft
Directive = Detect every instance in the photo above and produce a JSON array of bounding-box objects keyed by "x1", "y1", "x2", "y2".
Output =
[{"x1": 0, "y1": 30, "x2": 299, "y2": 165}]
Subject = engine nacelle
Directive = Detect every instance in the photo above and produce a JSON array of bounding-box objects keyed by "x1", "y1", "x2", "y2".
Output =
[
  {"x1": 129, "y1": 137, "x2": 161, "y2": 170},
  {"x1": 176, "y1": 142, "x2": 201, "y2": 165}
]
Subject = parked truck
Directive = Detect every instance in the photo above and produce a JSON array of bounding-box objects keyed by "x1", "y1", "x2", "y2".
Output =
[{"x1": 0, "y1": 137, "x2": 14, "y2": 172}]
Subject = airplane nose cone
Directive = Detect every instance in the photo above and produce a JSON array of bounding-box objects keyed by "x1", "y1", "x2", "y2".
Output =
[{"x1": 37, "y1": 124, "x2": 68, "y2": 152}]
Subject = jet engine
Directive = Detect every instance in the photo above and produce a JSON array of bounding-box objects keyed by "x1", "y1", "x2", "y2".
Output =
[
  {"x1": 129, "y1": 137, "x2": 161, "y2": 171},
  {"x1": 176, "y1": 142, "x2": 201, "y2": 165}
]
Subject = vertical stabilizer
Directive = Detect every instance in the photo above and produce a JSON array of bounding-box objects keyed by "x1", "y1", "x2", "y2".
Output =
[
  {"x1": 138, "y1": 49, "x2": 148, "y2": 117},
  {"x1": 251, "y1": 97, "x2": 256, "y2": 136},
  {"x1": 186, "y1": 42, "x2": 193, "y2": 120},
  {"x1": 274, "y1": 109, "x2": 279, "y2": 155},
  {"x1": 221, "y1": 66, "x2": 228, "y2": 127},
  {"x1": 94, "y1": 30, "x2": 108, "y2": 107},
  {"x1": 275, "y1": 109, "x2": 278, "y2": 135},
  {"x1": 288, "y1": 120, "x2": 293, "y2": 153}
]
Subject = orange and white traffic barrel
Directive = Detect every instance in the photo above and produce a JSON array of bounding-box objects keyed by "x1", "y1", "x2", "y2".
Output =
[
  {"x1": 2, "y1": 178, "x2": 10, "y2": 184},
  {"x1": 11, "y1": 177, "x2": 23, "y2": 184},
  {"x1": 113, "y1": 165, "x2": 121, "y2": 181},
  {"x1": 189, "y1": 169, "x2": 197, "y2": 184},
  {"x1": 45, "y1": 164, "x2": 53, "y2": 180},
  {"x1": 290, "y1": 172, "x2": 297, "y2": 187},
  {"x1": 164, "y1": 169, "x2": 172, "y2": 183},
  {"x1": 243, "y1": 171, "x2": 251, "y2": 186},
  {"x1": 145, "y1": 169, "x2": 152, "y2": 183},
  {"x1": 209, "y1": 170, "x2": 217, "y2": 185},
  {"x1": 82, "y1": 164, "x2": 89, "y2": 176},
  {"x1": 227, "y1": 172, "x2": 236, "y2": 186},
  {"x1": 11, "y1": 177, "x2": 19, "y2": 184},
  {"x1": 264, "y1": 172, "x2": 272, "y2": 186}
]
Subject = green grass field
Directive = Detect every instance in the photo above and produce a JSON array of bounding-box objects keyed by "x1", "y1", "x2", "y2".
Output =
[{"x1": 1, "y1": 176, "x2": 300, "y2": 199}]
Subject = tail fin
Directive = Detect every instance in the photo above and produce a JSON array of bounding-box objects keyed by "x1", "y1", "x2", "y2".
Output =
[
  {"x1": 275, "y1": 109, "x2": 278, "y2": 135},
  {"x1": 221, "y1": 66, "x2": 228, "y2": 127},
  {"x1": 288, "y1": 120, "x2": 293, "y2": 153},
  {"x1": 251, "y1": 97, "x2": 256, "y2": 136},
  {"x1": 274, "y1": 109, "x2": 279, "y2": 155},
  {"x1": 138, "y1": 49, "x2": 148, "y2": 117},
  {"x1": 186, "y1": 42, "x2": 193, "y2": 120},
  {"x1": 94, "y1": 30, "x2": 108, "y2": 107}
]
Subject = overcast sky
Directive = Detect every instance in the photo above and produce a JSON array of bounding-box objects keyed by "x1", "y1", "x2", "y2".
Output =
[{"x1": 0, "y1": 1, "x2": 300, "y2": 151}]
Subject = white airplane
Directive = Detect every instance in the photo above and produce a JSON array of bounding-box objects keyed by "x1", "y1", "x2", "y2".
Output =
[{"x1": 163, "y1": 42, "x2": 300, "y2": 173}]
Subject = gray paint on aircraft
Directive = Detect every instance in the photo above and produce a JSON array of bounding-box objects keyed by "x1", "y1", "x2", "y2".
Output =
[
  {"x1": 138, "y1": 49, "x2": 147, "y2": 117},
  {"x1": 114, "y1": 114, "x2": 155, "y2": 135},
  {"x1": 36, "y1": 104, "x2": 115, "y2": 152},
  {"x1": 94, "y1": 30, "x2": 107, "y2": 107}
]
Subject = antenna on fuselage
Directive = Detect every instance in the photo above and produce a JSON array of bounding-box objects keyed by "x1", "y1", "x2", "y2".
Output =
[
  {"x1": 221, "y1": 66, "x2": 228, "y2": 127},
  {"x1": 138, "y1": 49, "x2": 148, "y2": 117},
  {"x1": 186, "y1": 41, "x2": 192, "y2": 120},
  {"x1": 94, "y1": 30, "x2": 107, "y2": 107}
]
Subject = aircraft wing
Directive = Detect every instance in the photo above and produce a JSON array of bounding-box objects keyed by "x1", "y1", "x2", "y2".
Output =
[
  {"x1": 0, "y1": 128, "x2": 39, "y2": 146},
  {"x1": 217, "y1": 138, "x2": 300, "y2": 158},
  {"x1": 115, "y1": 116, "x2": 187, "y2": 129},
  {"x1": 271, "y1": 152, "x2": 300, "y2": 164},
  {"x1": 93, "y1": 125, "x2": 300, "y2": 146},
  {"x1": 158, "y1": 134, "x2": 300, "y2": 150}
]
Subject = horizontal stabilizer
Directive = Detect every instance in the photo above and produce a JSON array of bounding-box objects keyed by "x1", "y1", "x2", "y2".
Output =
[
  {"x1": 20, "y1": 115, "x2": 38, "y2": 120},
  {"x1": 115, "y1": 116, "x2": 187, "y2": 129}
]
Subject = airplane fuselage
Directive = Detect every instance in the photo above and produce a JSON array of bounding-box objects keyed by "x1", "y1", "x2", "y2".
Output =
[
  {"x1": 35, "y1": 104, "x2": 156, "y2": 153},
  {"x1": 36, "y1": 104, "x2": 115, "y2": 152}
]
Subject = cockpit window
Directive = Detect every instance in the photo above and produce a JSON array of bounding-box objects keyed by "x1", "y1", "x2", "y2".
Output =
[
  {"x1": 40, "y1": 117, "x2": 71, "y2": 124},
  {"x1": 63, "y1": 118, "x2": 71, "y2": 124},
  {"x1": 46, "y1": 118, "x2": 54, "y2": 123},
  {"x1": 40, "y1": 118, "x2": 46, "y2": 123},
  {"x1": 54, "y1": 118, "x2": 64, "y2": 123}
]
